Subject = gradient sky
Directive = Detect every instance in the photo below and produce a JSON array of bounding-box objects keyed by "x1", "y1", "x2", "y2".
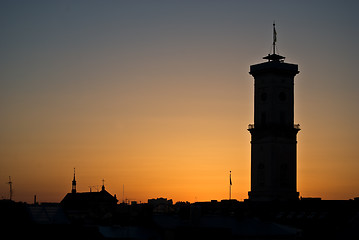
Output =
[{"x1": 1, "y1": 1, "x2": 359, "y2": 203}]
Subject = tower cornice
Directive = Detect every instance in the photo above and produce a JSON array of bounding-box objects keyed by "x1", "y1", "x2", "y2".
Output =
[{"x1": 250, "y1": 61, "x2": 299, "y2": 77}]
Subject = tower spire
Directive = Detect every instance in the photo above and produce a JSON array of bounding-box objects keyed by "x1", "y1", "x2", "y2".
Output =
[
  {"x1": 72, "y1": 168, "x2": 76, "y2": 194},
  {"x1": 101, "y1": 179, "x2": 105, "y2": 191}
]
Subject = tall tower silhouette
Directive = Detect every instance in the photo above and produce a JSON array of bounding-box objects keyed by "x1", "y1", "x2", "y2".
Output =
[{"x1": 248, "y1": 24, "x2": 300, "y2": 201}]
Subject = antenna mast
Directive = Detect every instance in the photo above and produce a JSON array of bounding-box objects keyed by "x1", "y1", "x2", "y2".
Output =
[{"x1": 8, "y1": 176, "x2": 13, "y2": 201}]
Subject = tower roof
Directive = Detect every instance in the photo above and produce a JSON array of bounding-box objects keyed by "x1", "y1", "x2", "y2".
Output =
[
  {"x1": 263, "y1": 53, "x2": 285, "y2": 62},
  {"x1": 249, "y1": 60, "x2": 299, "y2": 77},
  {"x1": 250, "y1": 23, "x2": 298, "y2": 76}
]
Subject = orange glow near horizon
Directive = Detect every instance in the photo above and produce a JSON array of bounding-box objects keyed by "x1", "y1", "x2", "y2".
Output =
[{"x1": 1, "y1": 1, "x2": 359, "y2": 203}]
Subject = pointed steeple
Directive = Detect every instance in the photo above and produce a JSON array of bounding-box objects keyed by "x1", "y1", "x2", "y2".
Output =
[
  {"x1": 72, "y1": 168, "x2": 77, "y2": 194},
  {"x1": 101, "y1": 179, "x2": 105, "y2": 192}
]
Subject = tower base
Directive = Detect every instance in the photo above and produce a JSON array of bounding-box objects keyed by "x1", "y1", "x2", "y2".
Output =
[{"x1": 248, "y1": 190, "x2": 299, "y2": 202}]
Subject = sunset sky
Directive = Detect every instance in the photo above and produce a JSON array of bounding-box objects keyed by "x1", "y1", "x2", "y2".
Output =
[{"x1": 1, "y1": 1, "x2": 359, "y2": 203}]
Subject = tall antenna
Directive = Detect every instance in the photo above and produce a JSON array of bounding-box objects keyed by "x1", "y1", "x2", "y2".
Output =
[{"x1": 8, "y1": 176, "x2": 13, "y2": 201}]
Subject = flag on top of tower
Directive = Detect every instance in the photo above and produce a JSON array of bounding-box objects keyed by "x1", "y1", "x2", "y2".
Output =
[
  {"x1": 263, "y1": 22, "x2": 285, "y2": 62},
  {"x1": 273, "y1": 22, "x2": 277, "y2": 44}
]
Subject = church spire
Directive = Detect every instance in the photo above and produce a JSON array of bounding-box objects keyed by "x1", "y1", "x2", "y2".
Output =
[
  {"x1": 72, "y1": 168, "x2": 77, "y2": 194},
  {"x1": 101, "y1": 179, "x2": 105, "y2": 192}
]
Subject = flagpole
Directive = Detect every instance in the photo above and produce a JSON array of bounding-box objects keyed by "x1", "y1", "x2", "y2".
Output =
[{"x1": 229, "y1": 171, "x2": 232, "y2": 200}]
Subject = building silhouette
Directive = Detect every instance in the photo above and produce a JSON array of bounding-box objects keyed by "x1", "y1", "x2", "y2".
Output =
[
  {"x1": 248, "y1": 26, "x2": 300, "y2": 201},
  {"x1": 61, "y1": 173, "x2": 118, "y2": 224}
]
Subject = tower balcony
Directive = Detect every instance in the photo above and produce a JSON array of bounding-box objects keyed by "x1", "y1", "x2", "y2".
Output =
[
  {"x1": 248, "y1": 123, "x2": 300, "y2": 140},
  {"x1": 293, "y1": 124, "x2": 301, "y2": 130},
  {"x1": 248, "y1": 123, "x2": 301, "y2": 131}
]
